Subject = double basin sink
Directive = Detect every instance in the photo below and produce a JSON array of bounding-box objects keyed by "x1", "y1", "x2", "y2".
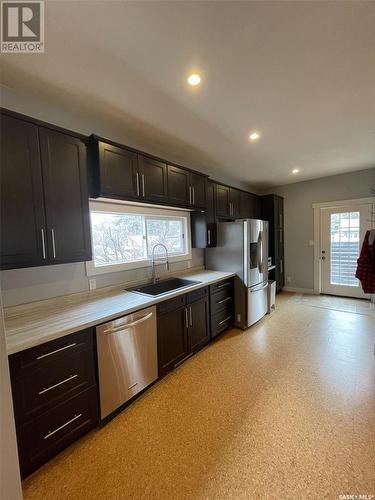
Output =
[{"x1": 128, "y1": 277, "x2": 201, "y2": 297}]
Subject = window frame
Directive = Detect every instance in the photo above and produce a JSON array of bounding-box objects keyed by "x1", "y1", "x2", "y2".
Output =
[{"x1": 86, "y1": 200, "x2": 192, "y2": 276}]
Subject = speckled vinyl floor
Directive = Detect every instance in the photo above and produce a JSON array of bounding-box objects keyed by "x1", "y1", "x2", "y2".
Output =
[{"x1": 23, "y1": 293, "x2": 375, "y2": 500}]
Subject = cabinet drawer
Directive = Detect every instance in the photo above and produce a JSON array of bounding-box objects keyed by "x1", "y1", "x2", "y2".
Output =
[
  {"x1": 17, "y1": 386, "x2": 98, "y2": 478},
  {"x1": 210, "y1": 279, "x2": 233, "y2": 296},
  {"x1": 210, "y1": 295, "x2": 233, "y2": 318},
  {"x1": 186, "y1": 286, "x2": 208, "y2": 304},
  {"x1": 12, "y1": 348, "x2": 96, "y2": 426},
  {"x1": 210, "y1": 286, "x2": 233, "y2": 314},
  {"x1": 211, "y1": 309, "x2": 234, "y2": 338},
  {"x1": 157, "y1": 295, "x2": 186, "y2": 315},
  {"x1": 9, "y1": 328, "x2": 93, "y2": 378}
]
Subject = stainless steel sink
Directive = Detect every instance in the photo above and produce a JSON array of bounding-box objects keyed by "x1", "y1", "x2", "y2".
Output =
[{"x1": 128, "y1": 277, "x2": 201, "y2": 297}]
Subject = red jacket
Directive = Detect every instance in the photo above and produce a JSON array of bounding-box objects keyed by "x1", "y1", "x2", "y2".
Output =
[{"x1": 355, "y1": 230, "x2": 375, "y2": 294}]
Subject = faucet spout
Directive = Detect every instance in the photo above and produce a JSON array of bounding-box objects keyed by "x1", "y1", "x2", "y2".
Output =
[{"x1": 151, "y1": 244, "x2": 169, "y2": 284}]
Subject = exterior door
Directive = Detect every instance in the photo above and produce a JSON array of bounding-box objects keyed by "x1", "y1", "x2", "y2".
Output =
[{"x1": 320, "y1": 204, "x2": 372, "y2": 298}]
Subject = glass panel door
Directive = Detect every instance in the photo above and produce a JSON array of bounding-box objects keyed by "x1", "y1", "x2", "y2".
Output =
[{"x1": 320, "y1": 204, "x2": 372, "y2": 298}]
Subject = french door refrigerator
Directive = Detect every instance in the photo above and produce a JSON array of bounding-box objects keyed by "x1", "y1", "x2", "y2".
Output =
[{"x1": 206, "y1": 219, "x2": 269, "y2": 329}]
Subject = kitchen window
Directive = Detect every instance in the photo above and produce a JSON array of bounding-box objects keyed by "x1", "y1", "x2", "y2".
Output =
[{"x1": 86, "y1": 201, "x2": 192, "y2": 275}]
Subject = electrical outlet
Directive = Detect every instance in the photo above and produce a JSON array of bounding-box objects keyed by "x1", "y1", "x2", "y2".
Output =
[
  {"x1": 286, "y1": 276, "x2": 292, "y2": 283},
  {"x1": 309, "y1": 240, "x2": 314, "y2": 247},
  {"x1": 89, "y1": 279, "x2": 96, "y2": 291},
  {"x1": 236, "y1": 314, "x2": 241, "y2": 322}
]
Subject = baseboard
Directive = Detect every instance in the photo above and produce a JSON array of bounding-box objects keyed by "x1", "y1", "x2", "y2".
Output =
[{"x1": 282, "y1": 286, "x2": 316, "y2": 294}]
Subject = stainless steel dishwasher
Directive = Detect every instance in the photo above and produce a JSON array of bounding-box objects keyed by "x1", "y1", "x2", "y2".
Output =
[{"x1": 96, "y1": 305, "x2": 158, "y2": 419}]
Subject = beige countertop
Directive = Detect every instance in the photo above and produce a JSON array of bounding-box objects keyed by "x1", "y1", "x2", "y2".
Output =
[{"x1": 5, "y1": 270, "x2": 235, "y2": 355}]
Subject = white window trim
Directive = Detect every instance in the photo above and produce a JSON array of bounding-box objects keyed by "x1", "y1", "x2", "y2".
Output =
[{"x1": 86, "y1": 200, "x2": 192, "y2": 276}]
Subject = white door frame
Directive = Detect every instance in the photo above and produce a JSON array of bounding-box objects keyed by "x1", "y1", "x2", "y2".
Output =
[{"x1": 312, "y1": 197, "x2": 374, "y2": 295}]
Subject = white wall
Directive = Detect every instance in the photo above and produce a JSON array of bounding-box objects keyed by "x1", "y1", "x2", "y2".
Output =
[
  {"x1": 0, "y1": 288, "x2": 23, "y2": 500},
  {"x1": 271, "y1": 167, "x2": 375, "y2": 291}
]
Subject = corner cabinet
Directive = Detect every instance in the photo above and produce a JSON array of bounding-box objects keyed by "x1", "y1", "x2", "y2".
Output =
[
  {"x1": 261, "y1": 194, "x2": 285, "y2": 292},
  {"x1": 0, "y1": 112, "x2": 92, "y2": 270}
]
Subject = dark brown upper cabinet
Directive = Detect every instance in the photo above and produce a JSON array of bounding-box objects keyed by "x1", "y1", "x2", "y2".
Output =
[
  {"x1": 0, "y1": 111, "x2": 92, "y2": 270},
  {"x1": 39, "y1": 129, "x2": 92, "y2": 265},
  {"x1": 90, "y1": 136, "x2": 207, "y2": 209},
  {"x1": 167, "y1": 165, "x2": 207, "y2": 208},
  {"x1": 96, "y1": 140, "x2": 139, "y2": 199},
  {"x1": 240, "y1": 191, "x2": 262, "y2": 219},
  {"x1": 191, "y1": 180, "x2": 216, "y2": 248},
  {"x1": 0, "y1": 115, "x2": 46, "y2": 269},
  {"x1": 138, "y1": 155, "x2": 168, "y2": 203},
  {"x1": 229, "y1": 187, "x2": 241, "y2": 218},
  {"x1": 167, "y1": 165, "x2": 190, "y2": 205},
  {"x1": 215, "y1": 184, "x2": 230, "y2": 217},
  {"x1": 190, "y1": 172, "x2": 207, "y2": 208}
]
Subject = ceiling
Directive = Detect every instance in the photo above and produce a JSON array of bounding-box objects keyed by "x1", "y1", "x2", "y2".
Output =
[{"x1": 1, "y1": 0, "x2": 374, "y2": 189}]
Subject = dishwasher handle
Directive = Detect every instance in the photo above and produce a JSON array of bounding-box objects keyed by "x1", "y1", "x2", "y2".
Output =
[{"x1": 103, "y1": 311, "x2": 153, "y2": 335}]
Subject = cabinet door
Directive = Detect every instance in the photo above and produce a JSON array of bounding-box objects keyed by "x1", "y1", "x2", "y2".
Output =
[
  {"x1": 0, "y1": 115, "x2": 46, "y2": 269},
  {"x1": 98, "y1": 141, "x2": 139, "y2": 199},
  {"x1": 157, "y1": 307, "x2": 189, "y2": 376},
  {"x1": 40, "y1": 129, "x2": 92, "y2": 264},
  {"x1": 139, "y1": 156, "x2": 168, "y2": 202},
  {"x1": 190, "y1": 173, "x2": 207, "y2": 208},
  {"x1": 187, "y1": 297, "x2": 210, "y2": 352},
  {"x1": 167, "y1": 165, "x2": 190, "y2": 206},
  {"x1": 229, "y1": 188, "x2": 241, "y2": 218},
  {"x1": 215, "y1": 184, "x2": 230, "y2": 217}
]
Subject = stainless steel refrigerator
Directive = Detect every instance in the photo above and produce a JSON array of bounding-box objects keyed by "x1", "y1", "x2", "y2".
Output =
[{"x1": 206, "y1": 219, "x2": 269, "y2": 329}]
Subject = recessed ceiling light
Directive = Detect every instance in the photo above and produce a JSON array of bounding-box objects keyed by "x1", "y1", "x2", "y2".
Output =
[
  {"x1": 187, "y1": 74, "x2": 201, "y2": 86},
  {"x1": 249, "y1": 132, "x2": 260, "y2": 142},
  {"x1": 292, "y1": 168, "x2": 300, "y2": 174}
]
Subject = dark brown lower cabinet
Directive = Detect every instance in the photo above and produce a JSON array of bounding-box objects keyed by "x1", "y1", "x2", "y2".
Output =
[
  {"x1": 209, "y1": 278, "x2": 234, "y2": 338},
  {"x1": 157, "y1": 288, "x2": 210, "y2": 376},
  {"x1": 9, "y1": 328, "x2": 99, "y2": 478}
]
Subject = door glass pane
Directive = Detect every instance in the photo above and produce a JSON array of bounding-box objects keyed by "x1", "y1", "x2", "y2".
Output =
[{"x1": 330, "y1": 211, "x2": 360, "y2": 286}]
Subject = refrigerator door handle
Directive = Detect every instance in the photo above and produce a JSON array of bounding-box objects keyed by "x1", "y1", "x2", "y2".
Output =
[{"x1": 257, "y1": 231, "x2": 263, "y2": 274}]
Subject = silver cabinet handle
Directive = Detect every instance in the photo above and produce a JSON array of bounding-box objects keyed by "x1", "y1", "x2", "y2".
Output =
[
  {"x1": 41, "y1": 228, "x2": 46, "y2": 259},
  {"x1": 37, "y1": 343, "x2": 77, "y2": 360},
  {"x1": 280, "y1": 259, "x2": 283, "y2": 274},
  {"x1": 189, "y1": 306, "x2": 192, "y2": 326},
  {"x1": 217, "y1": 282, "x2": 231, "y2": 288},
  {"x1": 218, "y1": 315, "x2": 232, "y2": 325},
  {"x1": 141, "y1": 174, "x2": 145, "y2": 197},
  {"x1": 189, "y1": 186, "x2": 192, "y2": 205},
  {"x1": 217, "y1": 296, "x2": 231, "y2": 305},
  {"x1": 39, "y1": 374, "x2": 78, "y2": 395},
  {"x1": 51, "y1": 228, "x2": 56, "y2": 259},
  {"x1": 207, "y1": 229, "x2": 211, "y2": 247},
  {"x1": 44, "y1": 413, "x2": 82, "y2": 440},
  {"x1": 192, "y1": 187, "x2": 195, "y2": 205},
  {"x1": 185, "y1": 308, "x2": 189, "y2": 328},
  {"x1": 136, "y1": 172, "x2": 140, "y2": 196},
  {"x1": 103, "y1": 312, "x2": 153, "y2": 334}
]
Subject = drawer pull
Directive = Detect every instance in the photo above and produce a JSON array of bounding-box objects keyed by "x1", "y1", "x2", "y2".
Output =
[
  {"x1": 217, "y1": 282, "x2": 231, "y2": 288},
  {"x1": 44, "y1": 413, "x2": 82, "y2": 440},
  {"x1": 37, "y1": 343, "x2": 77, "y2": 360},
  {"x1": 38, "y1": 374, "x2": 78, "y2": 395},
  {"x1": 218, "y1": 315, "x2": 232, "y2": 326},
  {"x1": 217, "y1": 297, "x2": 231, "y2": 305}
]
